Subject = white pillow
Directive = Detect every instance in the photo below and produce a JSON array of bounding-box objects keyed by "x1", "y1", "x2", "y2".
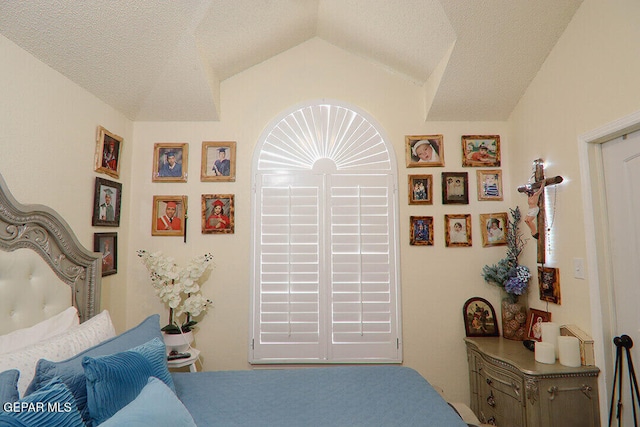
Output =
[
  {"x1": 0, "y1": 306, "x2": 80, "y2": 354},
  {"x1": 0, "y1": 310, "x2": 115, "y2": 396}
]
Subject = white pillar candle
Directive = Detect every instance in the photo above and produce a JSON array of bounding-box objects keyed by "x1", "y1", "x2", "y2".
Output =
[
  {"x1": 535, "y1": 341, "x2": 556, "y2": 364},
  {"x1": 558, "y1": 336, "x2": 582, "y2": 367},
  {"x1": 540, "y1": 322, "x2": 560, "y2": 358}
]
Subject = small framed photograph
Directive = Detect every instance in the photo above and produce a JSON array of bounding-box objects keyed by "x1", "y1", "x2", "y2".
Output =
[
  {"x1": 442, "y1": 172, "x2": 469, "y2": 204},
  {"x1": 525, "y1": 308, "x2": 552, "y2": 341},
  {"x1": 480, "y1": 212, "x2": 508, "y2": 247},
  {"x1": 94, "y1": 232, "x2": 117, "y2": 277},
  {"x1": 201, "y1": 141, "x2": 236, "y2": 182},
  {"x1": 153, "y1": 143, "x2": 188, "y2": 182},
  {"x1": 94, "y1": 126, "x2": 123, "y2": 179},
  {"x1": 202, "y1": 194, "x2": 235, "y2": 234},
  {"x1": 408, "y1": 175, "x2": 433, "y2": 205},
  {"x1": 477, "y1": 170, "x2": 503, "y2": 201},
  {"x1": 539, "y1": 266, "x2": 562, "y2": 305},
  {"x1": 463, "y1": 297, "x2": 499, "y2": 337},
  {"x1": 152, "y1": 195, "x2": 187, "y2": 236},
  {"x1": 406, "y1": 135, "x2": 444, "y2": 167},
  {"x1": 462, "y1": 135, "x2": 501, "y2": 167},
  {"x1": 410, "y1": 216, "x2": 433, "y2": 246},
  {"x1": 92, "y1": 177, "x2": 122, "y2": 227},
  {"x1": 445, "y1": 214, "x2": 472, "y2": 247}
]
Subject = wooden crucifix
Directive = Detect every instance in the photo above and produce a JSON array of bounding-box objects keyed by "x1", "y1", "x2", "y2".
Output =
[{"x1": 517, "y1": 159, "x2": 563, "y2": 264}]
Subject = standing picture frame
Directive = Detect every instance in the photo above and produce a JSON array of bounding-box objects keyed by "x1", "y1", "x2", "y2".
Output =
[
  {"x1": 539, "y1": 266, "x2": 562, "y2": 305},
  {"x1": 202, "y1": 194, "x2": 235, "y2": 234},
  {"x1": 525, "y1": 308, "x2": 552, "y2": 341},
  {"x1": 463, "y1": 297, "x2": 499, "y2": 337},
  {"x1": 445, "y1": 214, "x2": 472, "y2": 247},
  {"x1": 201, "y1": 141, "x2": 236, "y2": 182},
  {"x1": 442, "y1": 172, "x2": 469, "y2": 204},
  {"x1": 408, "y1": 175, "x2": 433, "y2": 205},
  {"x1": 410, "y1": 216, "x2": 433, "y2": 246},
  {"x1": 92, "y1": 177, "x2": 122, "y2": 227},
  {"x1": 94, "y1": 126, "x2": 123, "y2": 179},
  {"x1": 462, "y1": 135, "x2": 501, "y2": 167},
  {"x1": 153, "y1": 143, "x2": 188, "y2": 182},
  {"x1": 152, "y1": 195, "x2": 187, "y2": 236},
  {"x1": 94, "y1": 232, "x2": 117, "y2": 277},
  {"x1": 476, "y1": 169, "x2": 503, "y2": 201},
  {"x1": 405, "y1": 135, "x2": 444, "y2": 167},
  {"x1": 479, "y1": 212, "x2": 508, "y2": 247}
]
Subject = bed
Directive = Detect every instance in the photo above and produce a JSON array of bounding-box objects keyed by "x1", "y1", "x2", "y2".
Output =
[{"x1": 0, "y1": 173, "x2": 471, "y2": 427}]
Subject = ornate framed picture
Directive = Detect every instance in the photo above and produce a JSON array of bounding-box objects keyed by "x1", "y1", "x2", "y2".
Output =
[
  {"x1": 94, "y1": 232, "x2": 117, "y2": 277},
  {"x1": 152, "y1": 195, "x2": 187, "y2": 236},
  {"x1": 442, "y1": 172, "x2": 469, "y2": 204},
  {"x1": 463, "y1": 297, "x2": 499, "y2": 337},
  {"x1": 153, "y1": 143, "x2": 188, "y2": 182},
  {"x1": 202, "y1": 194, "x2": 235, "y2": 234},
  {"x1": 525, "y1": 308, "x2": 552, "y2": 341},
  {"x1": 462, "y1": 135, "x2": 501, "y2": 167},
  {"x1": 445, "y1": 214, "x2": 472, "y2": 247},
  {"x1": 94, "y1": 126, "x2": 123, "y2": 179},
  {"x1": 408, "y1": 175, "x2": 433, "y2": 205},
  {"x1": 405, "y1": 135, "x2": 444, "y2": 167},
  {"x1": 410, "y1": 216, "x2": 433, "y2": 246},
  {"x1": 539, "y1": 266, "x2": 561, "y2": 305},
  {"x1": 92, "y1": 177, "x2": 122, "y2": 227},
  {"x1": 477, "y1": 169, "x2": 503, "y2": 201},
  {"x1": 201, "y1": 141, "x2": 236, "y2": 182},
  {"x1": 479, "y1": 212, "x2": 508, "y2": 247}
]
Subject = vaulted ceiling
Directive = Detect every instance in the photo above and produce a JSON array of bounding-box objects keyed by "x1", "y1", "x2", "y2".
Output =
[{"x1": 0, "y1": 0, "x2": 582, "y2": 122}]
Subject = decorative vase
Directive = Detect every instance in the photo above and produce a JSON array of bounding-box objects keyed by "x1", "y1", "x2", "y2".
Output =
[
  {"x1": 501, "y1": 298, "x2": 527, "y2": 340},
  {"x1": 162, "y1": 331, "x2": 194, "y2": 354}
]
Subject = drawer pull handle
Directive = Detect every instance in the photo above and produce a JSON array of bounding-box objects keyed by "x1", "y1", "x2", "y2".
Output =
[
  {"x1": 548, "y1": 384, "x2": 593, "y2": 400},
  {"x1": 487, "y1": 391, "x2": 496, "y2": 407},
  {"x1": 487, "y1": 416, "x2": 497, "y2": 425},
  {"x1": 486, "y1": 378, "x2": 493, "y2": 385}
]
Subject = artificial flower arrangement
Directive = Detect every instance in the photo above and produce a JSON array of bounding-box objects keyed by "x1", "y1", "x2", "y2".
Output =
[
  {"x1": 481, "y1": 206, "x2": 531, "y2": 303},
  {"x1": 138, "y1": 250, "x2": 213, "y2": 334}
]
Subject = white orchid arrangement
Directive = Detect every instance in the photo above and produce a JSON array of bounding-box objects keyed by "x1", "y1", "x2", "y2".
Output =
[{"x1": 138, "y1": 250, "x2": 214, "y2": 334}]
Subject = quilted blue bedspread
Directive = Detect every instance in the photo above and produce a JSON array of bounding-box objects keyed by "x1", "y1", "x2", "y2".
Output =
[{"x1": 172, "y1": 366, "x2": 467, "y2": 427}]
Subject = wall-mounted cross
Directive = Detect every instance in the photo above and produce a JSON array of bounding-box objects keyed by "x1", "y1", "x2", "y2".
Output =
[{"x1": 517, "y1": 159, "x2": 563, "y2": 264}]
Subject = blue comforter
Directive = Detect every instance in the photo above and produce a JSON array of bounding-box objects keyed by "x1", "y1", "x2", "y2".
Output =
[{"x1": 173, "y1": 366, "x2": 467, "y2": 426}]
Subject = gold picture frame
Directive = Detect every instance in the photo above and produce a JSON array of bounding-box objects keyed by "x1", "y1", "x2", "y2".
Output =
[
  {"x1": 153, "y1": 143, "x2": 188, "y2": 182},
  {"x1": 462, "y1": 135, "x2": 501, "y2": 167},
  {"x1": 201, "y1": 194, "x2": 235, "y2": 234},
  {"x1": 477, "y1": 169, "x2": 503, "y2": 201},
  {"x1": 408, "y1": 175, "x2": 433, "y2": 205},
  {"x1": 94, "y1": 126, "x2": 123, "y2": 179},
  {"x1": 410, "y1": 216, "x2": 433, "y2": 246},
  {"x1": 445, "y1": 214, "x2": 472, "y2": 247},
  {"x1": 152, "y1": 195, "x2": 187, "y2": 236},
  {"x1": 406, "y1": 135, "x2": 444, "y2": 167},
  {"x1": 201, "y1": 141, "x2": 236, "y2": 182},
  {"x1": 479, "y1": 212, "x2": 508, "y2": 247}
]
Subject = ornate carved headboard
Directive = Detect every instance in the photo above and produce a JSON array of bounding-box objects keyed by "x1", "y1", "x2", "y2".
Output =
[{"x1": 0, "y1": 173, "x2": 101, "y2": 334}]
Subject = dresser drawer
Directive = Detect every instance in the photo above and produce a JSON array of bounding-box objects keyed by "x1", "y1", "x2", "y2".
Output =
[
  {"x1": 477, "y1": 383, "x2": 525, "y2": 426},
  {"x1": 478, "y1": 360, "x2": 524, "y2": 403}
]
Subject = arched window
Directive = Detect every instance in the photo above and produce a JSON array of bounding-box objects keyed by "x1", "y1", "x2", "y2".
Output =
[{"x1": 250, "y1": 100, "x2": 402, "y2": 363}]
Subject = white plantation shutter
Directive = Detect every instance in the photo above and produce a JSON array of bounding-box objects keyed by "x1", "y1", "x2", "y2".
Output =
[{"x1": 250, "y1": 101, "x2": 401, "y2": 363}]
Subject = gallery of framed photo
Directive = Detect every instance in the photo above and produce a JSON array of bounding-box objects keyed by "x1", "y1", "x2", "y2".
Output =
[
  {"x1": 463, "y1": 297, "x2": 499, "y2": 337},
  {"x1": 152, "y1": 195, "x2": 187, "y2": 236},
  {"x1": 94, "y1": 126, "x2": 123, "y2": 179},
  {"x1": 405, "y1": 135, "x2": 444, "y2": 167},
  {"x1": 153, "y1": 143, "x2": 188, "y2": 182},
  {"x1": 409, "y1": 216, "x2": 433, "y2": 246},
  {"x1": 525, "y1": 308, "x2": 552, "y2": 341},
  {"x1": 539, "y1": 266, "x2": 562, "y2": 305},
  {"x1": 92, "y1": 177, "x2": 122, "y2": 227},
  {"x1": 408, "y1": 175, "x2": 433, "y2": 205},
  {"x1": 201, "y1": 141, "x2": 236, "y2": 182},
  {"x1": 462, "y1": 135, "x2": 501, "y2": 167},
  {"x1": 479, "y1": 212, "x2": 508, "y2": 247},
  {"x1": 445, "y1": 214, "x2": 472, "y2": 247},
  {"x1": 476, "y1": 169, "x2": 503, "y2": 201},
  {"x1": 202, "y1": 194, "x2": 235, "y2": 234},
  {"x1": 94, "y1": 233, "x2": 117, "y2": 277},
  {"x1": 442, "y1": 172, "x2": 469, "y2": 204}
]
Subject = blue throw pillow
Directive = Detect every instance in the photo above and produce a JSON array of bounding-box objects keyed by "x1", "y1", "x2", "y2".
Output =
[
  {"x1": 26, "y1": 314, "x2": 162, "y2": 423},
  {"x1": 100, "y1": 377, "x2": 196, "y2": 427},
  {"x1": 0, "y1": 370, "x2": 19, "y2": 411},
  {"x1": 83, "y1": 337, "x2": 174, "y2": 426},
  {"x1": 0, "y1": 378, "x2": 84, "y2": 427}
]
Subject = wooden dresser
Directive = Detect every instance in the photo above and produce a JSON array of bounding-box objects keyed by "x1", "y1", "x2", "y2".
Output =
[{"x1": 464, "y1": 337, "x2": 600, "y2": 427}]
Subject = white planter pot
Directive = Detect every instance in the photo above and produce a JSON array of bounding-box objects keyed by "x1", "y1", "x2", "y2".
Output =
[{"x1": 162, "y1": 331, "x2": 194, "y2": 354}]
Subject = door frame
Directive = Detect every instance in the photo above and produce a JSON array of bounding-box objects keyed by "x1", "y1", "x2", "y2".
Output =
[{"x1": 578, "y1": 109, "x2": 640, "y2": 423}]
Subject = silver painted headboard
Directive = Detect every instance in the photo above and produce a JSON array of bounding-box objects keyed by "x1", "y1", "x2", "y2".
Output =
[{"x1": 0, "y1": 173, "x2": 101, "y2": 329}]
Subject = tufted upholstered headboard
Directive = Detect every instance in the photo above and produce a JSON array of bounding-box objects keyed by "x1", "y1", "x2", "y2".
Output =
[{"x1": 0, "y1": 173, "x2": 101, "y2": 334}]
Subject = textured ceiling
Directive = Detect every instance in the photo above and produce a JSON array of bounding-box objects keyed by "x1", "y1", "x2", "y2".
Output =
[{"x1": 0, "y1": 0, "x2": 582, "y2": 122}]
